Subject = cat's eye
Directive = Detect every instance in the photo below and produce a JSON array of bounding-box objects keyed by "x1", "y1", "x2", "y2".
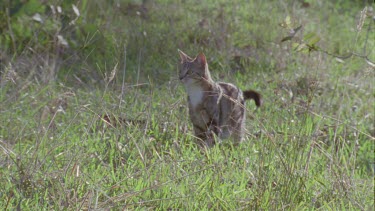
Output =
[{"x1": 182, "y1": 63, "x2": 194, "y2": 77}]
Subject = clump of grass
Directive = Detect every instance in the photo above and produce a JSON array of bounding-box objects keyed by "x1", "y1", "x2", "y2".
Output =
[{"x1": 1, "y1": 0, "x2": 374, "y2": 210}]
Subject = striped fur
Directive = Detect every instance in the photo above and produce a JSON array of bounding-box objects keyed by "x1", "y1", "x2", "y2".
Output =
[{"x1": 178, "y1": 50, "x2": 262, "y2": 147}]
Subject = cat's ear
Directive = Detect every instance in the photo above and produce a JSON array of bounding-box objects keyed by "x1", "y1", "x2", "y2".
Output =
[
  {"x1": 196, "y1": 53, "x2": 207, "y2": 68},
  {"x1": 178, "y1": 49, "x2": 191, "y2": 62}
]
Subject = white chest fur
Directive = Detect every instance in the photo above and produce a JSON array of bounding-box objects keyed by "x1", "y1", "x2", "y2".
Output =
[{"x1": 186, "y1": 84, "x2": 204, "y2": 108}]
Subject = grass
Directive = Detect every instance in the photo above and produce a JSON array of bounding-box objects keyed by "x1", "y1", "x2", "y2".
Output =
[{"x1": 0, "y1": 0, "x2": 374, "y2": 210}]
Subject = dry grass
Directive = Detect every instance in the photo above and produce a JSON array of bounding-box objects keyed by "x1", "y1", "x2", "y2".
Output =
[{"x1": 0, "y1": 0, "x2": 374, "y2": 209}]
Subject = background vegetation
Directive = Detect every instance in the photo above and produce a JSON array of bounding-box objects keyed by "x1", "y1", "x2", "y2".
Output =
[{"x1": 0, "y1": 0, "x2": 374, "y2": 209}]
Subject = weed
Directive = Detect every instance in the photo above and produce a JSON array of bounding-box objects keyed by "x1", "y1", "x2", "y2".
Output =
[{"x1": 0, "y1": 0, "x2": 373, "y2": 210}]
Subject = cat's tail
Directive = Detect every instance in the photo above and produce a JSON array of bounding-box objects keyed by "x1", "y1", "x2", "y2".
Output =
[{"x1": 243, "y1": 90, "x2": 262, "y2": 107}]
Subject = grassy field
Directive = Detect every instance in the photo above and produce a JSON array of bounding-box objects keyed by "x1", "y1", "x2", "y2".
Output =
[{"x1": 0, "y1": 0, "x2": 374, "y2": 210}]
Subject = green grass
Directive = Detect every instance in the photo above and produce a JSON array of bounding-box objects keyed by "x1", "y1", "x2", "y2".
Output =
[{"x1": 1, "y1": 0, "x2": 374, "y2": 210}]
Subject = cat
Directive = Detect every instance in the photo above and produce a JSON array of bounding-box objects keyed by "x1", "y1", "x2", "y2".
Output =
[{"x1": 178, "y1": 50, "x2": 262, "y2": 147}]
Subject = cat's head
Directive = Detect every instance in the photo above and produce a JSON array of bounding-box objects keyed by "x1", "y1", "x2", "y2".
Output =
[{"x1": 178, "y1": 50, "x2": 211, "y2": 84}]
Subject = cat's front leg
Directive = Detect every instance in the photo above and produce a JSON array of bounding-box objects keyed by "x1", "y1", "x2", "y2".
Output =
[{"x1": 207, "y1": 125, "x2": 222, "y2": 145}]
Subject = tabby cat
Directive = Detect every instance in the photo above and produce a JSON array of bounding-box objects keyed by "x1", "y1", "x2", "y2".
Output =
[{"x1": 178, "y1": 50, "x2": 262, "y2": 147}]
